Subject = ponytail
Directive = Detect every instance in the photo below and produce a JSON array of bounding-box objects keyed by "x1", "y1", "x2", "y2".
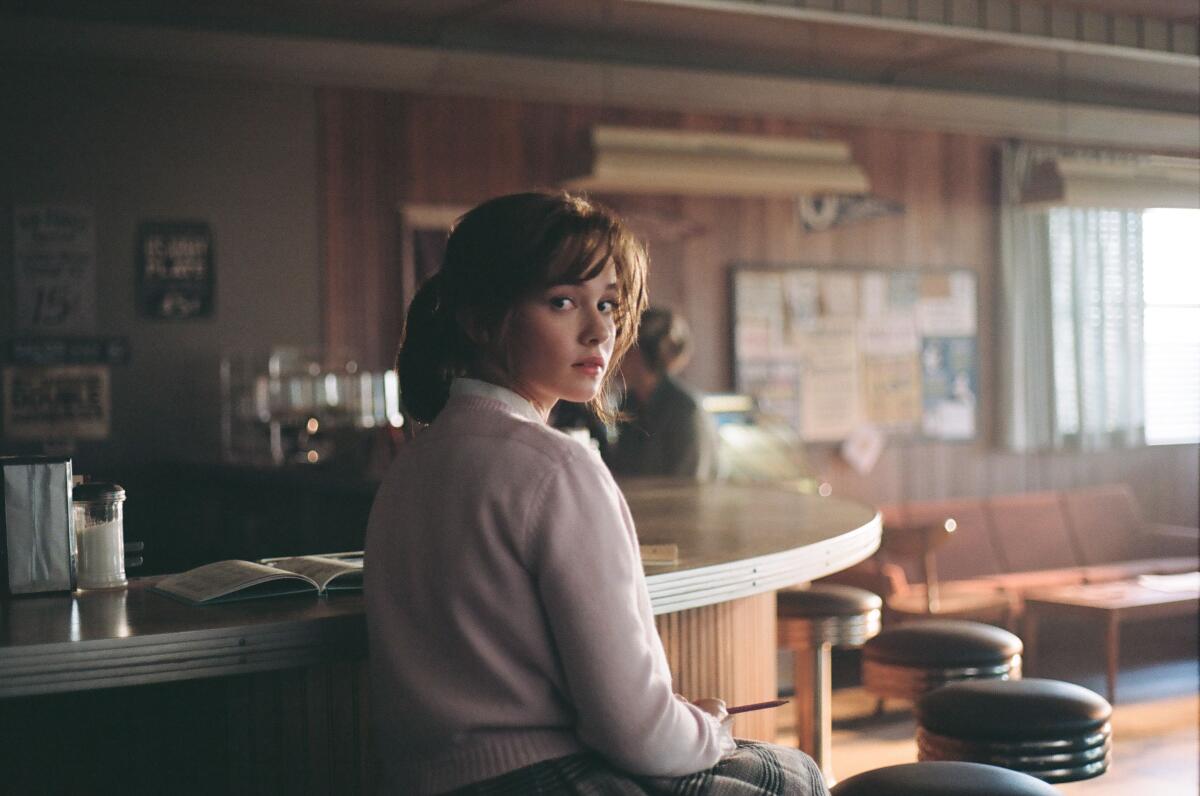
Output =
[{"x1": 397, "y1": 274, "x2": 460, "y2": 424}]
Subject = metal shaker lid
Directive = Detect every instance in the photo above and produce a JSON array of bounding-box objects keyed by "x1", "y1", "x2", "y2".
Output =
[{"x1": 72, "y1": 481, "x2": 126, "y2": 503}]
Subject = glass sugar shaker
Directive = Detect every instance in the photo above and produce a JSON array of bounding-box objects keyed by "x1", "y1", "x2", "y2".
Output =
[{"x1": 72, "y1": 481, "x2": 128, "y2": 589}]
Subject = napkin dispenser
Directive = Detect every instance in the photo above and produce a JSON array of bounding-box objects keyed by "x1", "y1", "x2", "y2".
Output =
[{"x1": 0, "y1": 456, "x2": 76, "y2": 595}]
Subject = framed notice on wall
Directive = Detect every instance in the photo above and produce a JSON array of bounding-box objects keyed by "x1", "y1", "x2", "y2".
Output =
[
  {"x1": 137, "y1": 221, "x2": 215, "y2": 319},
  {"x1": 13, "y1": 205, "x2": 97, "y2": 333},
  {"x1": 731, "y1": 265, "x2": 978, "y2": 443},
  {"x1": 2, "y1": 365, "x2": 111, "y2": 441}
]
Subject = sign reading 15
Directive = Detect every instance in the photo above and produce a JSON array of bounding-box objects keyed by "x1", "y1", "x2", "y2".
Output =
[{"x1": 31, "y1": 285, "x2": 79, "y2": 327}]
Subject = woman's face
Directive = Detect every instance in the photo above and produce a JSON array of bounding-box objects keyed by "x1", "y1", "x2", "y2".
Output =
[{"x1": 502, "y1": 260, "x2": 619, "y2": 418}]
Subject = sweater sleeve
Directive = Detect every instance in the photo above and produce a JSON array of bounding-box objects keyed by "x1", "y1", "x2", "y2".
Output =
[{"x1": 525, "y1": 447, "x2": 725, "y2": 777}]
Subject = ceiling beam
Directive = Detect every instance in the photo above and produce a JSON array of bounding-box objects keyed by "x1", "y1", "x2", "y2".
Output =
[
  {"x1": 2, "y1": 17, "x2": 1196, "y2": 153},
  {"x1": 630, "y1": 0, "x2": 1200, "y2": 63}
]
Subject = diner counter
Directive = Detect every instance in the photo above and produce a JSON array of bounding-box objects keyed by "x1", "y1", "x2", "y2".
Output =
[
  {"x1": 0, "y1": 484, "x2": 879, "y2": 790},
  {"x1": 0, "y1": 483, "x2": 878, "y2": 699}
]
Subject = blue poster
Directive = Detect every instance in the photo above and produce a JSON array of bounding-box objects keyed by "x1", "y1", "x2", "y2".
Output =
[{"x1": 921, "y1": 336, "x2": 976, "y2": 440}]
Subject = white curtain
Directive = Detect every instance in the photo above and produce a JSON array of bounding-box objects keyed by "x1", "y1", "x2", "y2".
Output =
[{"x1": 999, "y1": 141, "x2": 1145, "y2": 451}]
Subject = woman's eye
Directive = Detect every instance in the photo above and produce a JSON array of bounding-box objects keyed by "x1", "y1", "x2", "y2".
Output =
[
  {"x1": 599, "y1": 299, "x2": 618, "y2": 313},
  {"x1": 549, "y1": 296, "x2": 575, "y2": 310}
]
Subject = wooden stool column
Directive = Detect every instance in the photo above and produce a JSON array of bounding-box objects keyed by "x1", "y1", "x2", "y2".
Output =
[{"x1": 778, "y1": 585, "x2": 882, "y2": 783}]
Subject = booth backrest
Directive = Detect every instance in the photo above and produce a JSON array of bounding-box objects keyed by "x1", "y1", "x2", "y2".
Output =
[
  {"x1": 1061, "y1": 483, "x2": 1142, "y2": 566},
  {"x1": 903, "y1": 498, "x2": 1006, "y2": 582},
  {"x1": 848, "y1": 484, "x2": 1196, "y2": 605},
  {"x1": 984, "y1": 491, "x2": 1081, "y2": 572}
]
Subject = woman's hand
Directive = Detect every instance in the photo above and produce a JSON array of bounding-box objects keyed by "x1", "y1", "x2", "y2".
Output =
[{"x1": 690, "y1": 697, "x2": 737, "y2": 758}]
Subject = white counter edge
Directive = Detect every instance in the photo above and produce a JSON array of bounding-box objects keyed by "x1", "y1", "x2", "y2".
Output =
[{"x1": 645, "y1": 510, "x2": 882, "y2": 615}]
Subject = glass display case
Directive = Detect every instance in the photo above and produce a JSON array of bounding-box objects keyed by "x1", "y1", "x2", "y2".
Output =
[
  {"x1": 220, "y1": 348, "x2": 403, "y2": 467},
  {"x1": 702, "y1": 394, "x2": 824, "y2": 493}
]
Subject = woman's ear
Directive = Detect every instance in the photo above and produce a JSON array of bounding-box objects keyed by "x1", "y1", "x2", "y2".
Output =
[{"x1": 457, "y1": 308, "x2": 491, "y2": 347}]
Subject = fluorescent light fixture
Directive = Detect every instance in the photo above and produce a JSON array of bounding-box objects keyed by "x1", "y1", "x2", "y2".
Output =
[
  {"x1": 1023, "y1": 155, "x2": 1200, "y2": 209},
  {"x1": 562, "y1": 125, "x2": 870, "y2": 197}
]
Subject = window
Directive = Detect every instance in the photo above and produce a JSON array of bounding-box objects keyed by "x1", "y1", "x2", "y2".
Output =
[
  {"x1": 1142, "y1": 209, "x2": 1200, "y2": 445},
  {"x1": 1047, "y1": 207, "x2": 1199, "y2": 447}
]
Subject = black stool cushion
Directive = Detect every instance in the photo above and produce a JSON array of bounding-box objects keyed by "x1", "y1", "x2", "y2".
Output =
[
  {"x1": 864, "y1": 620, "x2": 1022, "y2": 666},
  {"x1": 778, "y1": 584, "x2": 882, "y2": 618},
  {"x1": 830, "y1": 761, "x2": 1060, "y2": 795},
  {"x1": 917, "y1": 678, "x2": 1112, "y2": 741}
]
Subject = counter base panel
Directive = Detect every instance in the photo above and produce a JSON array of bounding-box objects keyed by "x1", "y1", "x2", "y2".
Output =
[
  {"x1": 0, "y1": 660, "x2": 371, "y2": 795},
  {"x1": 656, "y1": 591, "x2": 779, "y2": 741}
]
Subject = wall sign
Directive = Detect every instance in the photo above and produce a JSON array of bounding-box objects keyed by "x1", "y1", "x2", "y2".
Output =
[
  {"x1": 137, "y1": 221, "x2": 215, "y2": 319},
  {"x1": 2, "y1": 365, "x2": 111, "y2": 441},
  {"x1": 13, "y1": 205, "x2": 97, "y2": 333},
  {"x1": 5, "y1": 337, "x2": 130, "y2": 366}
]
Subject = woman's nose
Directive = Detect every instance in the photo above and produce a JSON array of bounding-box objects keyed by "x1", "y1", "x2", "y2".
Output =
[{"x1": 582, "y1": 308, "x2": 613, "y2": 344}]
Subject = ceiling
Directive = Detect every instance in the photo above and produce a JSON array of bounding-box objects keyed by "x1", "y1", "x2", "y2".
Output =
[{"x1": 3, "y1": 0, "x2": 1198, "y2": 148}]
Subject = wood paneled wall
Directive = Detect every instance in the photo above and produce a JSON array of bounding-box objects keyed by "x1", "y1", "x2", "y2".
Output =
[{"x1": 318, "y1": 89, "x2": 1199, "y2": 525}]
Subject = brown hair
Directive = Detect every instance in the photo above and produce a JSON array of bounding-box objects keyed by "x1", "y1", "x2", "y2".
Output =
[{"x1": 397, "y1": 192, "x2": 648, "y2": 424}]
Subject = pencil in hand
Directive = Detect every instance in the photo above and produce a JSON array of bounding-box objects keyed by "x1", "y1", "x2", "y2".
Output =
[{"x1": 726, "y1": 699, "x2": 789, "y2": 715}]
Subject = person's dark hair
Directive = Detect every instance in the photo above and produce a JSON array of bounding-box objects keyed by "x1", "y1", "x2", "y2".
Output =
[
  {"x1": 398, "y1": 192, "x2": 649, "y2": 424},
  {"x1": 635, "y1": 306, "x2": 691, "y2": 375}
]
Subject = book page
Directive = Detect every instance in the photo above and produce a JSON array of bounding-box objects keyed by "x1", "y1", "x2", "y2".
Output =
[
  {"x1": 269, "y1": 556, "x2": 363, "y2": 591},
  {"x1": 154, "y1": 560, "x2": 315, "y2": 603}
]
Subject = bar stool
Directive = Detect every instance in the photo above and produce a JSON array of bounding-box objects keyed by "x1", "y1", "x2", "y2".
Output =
[
  {"x1": 829, "y1": 761, "x2": 1060, "y2": 795},
  {"x1": 777, "y1": 584, "x2": 882, "y2": 783},
  {"x1": 863, "y1": 619, "x2": 1022, "y2": 705},
  {"x1": 916, "y1": 678, "x2": 1112, "y2": 783}
]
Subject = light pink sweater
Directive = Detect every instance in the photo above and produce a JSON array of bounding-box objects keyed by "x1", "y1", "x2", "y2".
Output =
[{"x1": 364, "y1": 380, "x2": 724, "y2": 794}]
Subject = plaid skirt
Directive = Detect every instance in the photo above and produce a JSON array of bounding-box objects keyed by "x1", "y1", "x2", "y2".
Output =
[{"x1": 445, "y1": 741, "x2": 829, "y2": 796}]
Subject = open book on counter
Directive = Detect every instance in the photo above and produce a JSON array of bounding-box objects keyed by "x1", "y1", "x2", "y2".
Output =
[{"x1": 150, "y1": 554, "x2": 363, "y2": 605}]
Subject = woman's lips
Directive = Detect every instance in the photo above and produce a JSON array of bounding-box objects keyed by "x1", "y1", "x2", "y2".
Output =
[{"x1": 573, "y1": 357, "x2": 605, "y2": 376}]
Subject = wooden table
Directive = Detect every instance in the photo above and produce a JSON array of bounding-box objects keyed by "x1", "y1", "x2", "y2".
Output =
[
  {"x1": 1022, "y1": 576, "x2": 1200, "y2": 703},
  {"x1": 0, "y1": 482, "x2": 879, "y2": 792}
]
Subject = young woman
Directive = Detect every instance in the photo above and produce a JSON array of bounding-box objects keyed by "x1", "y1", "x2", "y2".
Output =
[{"x1": 365, "y1": 192, "x2": 827, "y2": 795}]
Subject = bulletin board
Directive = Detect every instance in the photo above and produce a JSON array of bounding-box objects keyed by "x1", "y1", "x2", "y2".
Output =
[{"x1": 731, "y1": 265, "x2": 978, "y2": 443}]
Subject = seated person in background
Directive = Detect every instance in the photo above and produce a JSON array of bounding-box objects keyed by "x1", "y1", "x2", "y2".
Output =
[{"x1": 608, "y1": 306, "x2": 720, "y2": 481}]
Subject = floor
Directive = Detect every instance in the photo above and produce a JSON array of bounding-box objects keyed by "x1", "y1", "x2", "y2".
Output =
[{"x1": 775, "y1": 617, "x2": 1199, "y2": 793}]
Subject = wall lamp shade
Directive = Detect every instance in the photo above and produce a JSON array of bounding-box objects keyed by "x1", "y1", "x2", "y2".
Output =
[
  {"x1": 561, "y1": 126, "x2": 870, "y2": 197},
  {"x1": 1021, "y1": 155, "x2": 1200, "y2": 209}
]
